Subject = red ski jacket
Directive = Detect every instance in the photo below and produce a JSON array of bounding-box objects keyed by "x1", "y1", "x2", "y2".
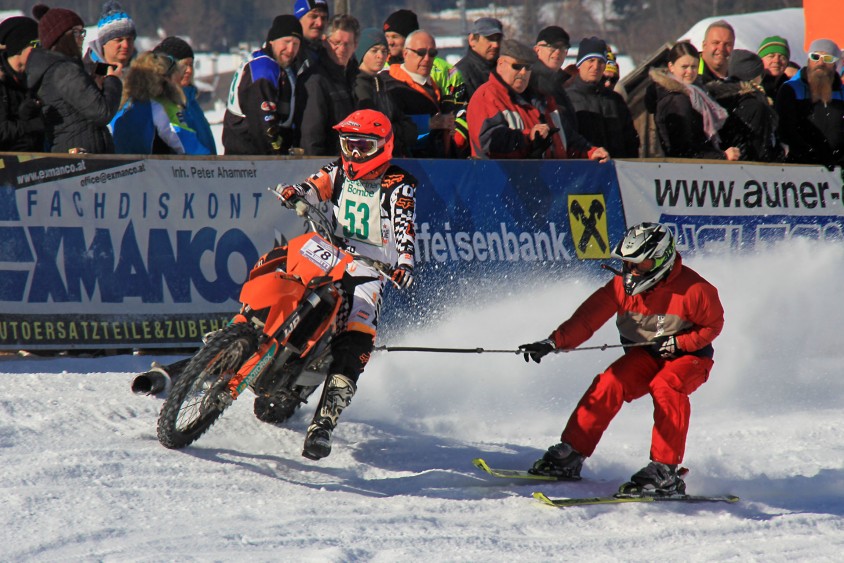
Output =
[{"x1": 549, "y1": 254, "x2": 724, "y2": 357}]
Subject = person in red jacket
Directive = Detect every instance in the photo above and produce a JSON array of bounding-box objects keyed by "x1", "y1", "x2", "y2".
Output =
[
  {"x1": 519, "y1": 222, "x2": 724, "y2": 495},
  {"x1": 467, "y1": 38, "x2": 608, "y2": 160}
]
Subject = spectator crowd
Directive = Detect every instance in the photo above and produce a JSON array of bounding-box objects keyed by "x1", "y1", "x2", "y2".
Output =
[{"x1": 2, "y1": 0, "x2": 843, "y2": 168}]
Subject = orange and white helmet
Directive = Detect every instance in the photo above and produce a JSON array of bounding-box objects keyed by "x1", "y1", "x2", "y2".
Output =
[{"x1": 333, "y1": 109, "x2": 394, "y2": 180}]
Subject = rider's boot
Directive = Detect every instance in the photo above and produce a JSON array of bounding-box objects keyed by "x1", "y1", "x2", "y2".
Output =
[{"x1": 302, "y1": 374, "x2": 356, "y2": 460}]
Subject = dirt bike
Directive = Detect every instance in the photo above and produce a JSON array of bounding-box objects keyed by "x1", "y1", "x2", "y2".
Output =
[{"x1": 157, "y1": 200, "x2": 360, "y2": 449}]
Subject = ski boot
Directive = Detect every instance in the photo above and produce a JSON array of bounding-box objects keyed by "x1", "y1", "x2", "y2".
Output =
[
  {"x1": 131, "y1": 358, "x2": 191, "y2": 396},
  {"x1": 528, "y1": 442, "x2": 584, "y2": 480},
  {"x1": 302, "y1": 374, "x2": 356, "y2": 460},
  {"x1": 618, "y1": 461, "x2": 687, "y2": 496}
]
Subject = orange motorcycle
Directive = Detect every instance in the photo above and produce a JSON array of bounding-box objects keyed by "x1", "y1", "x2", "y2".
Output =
[{"x1": 157, "y1": 202, "x2": 357, "y2": 449}]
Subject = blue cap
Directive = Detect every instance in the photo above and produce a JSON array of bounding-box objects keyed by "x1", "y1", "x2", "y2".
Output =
[{"x1": 294, "y1": 0, "x2": 328, "y2": 19}]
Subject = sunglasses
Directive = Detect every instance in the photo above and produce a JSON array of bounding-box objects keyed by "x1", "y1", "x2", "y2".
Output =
[
  {"x1": 70, "y1": 28, "x2": 87, "y2": 39},
  {"x1": 29, "y1": 39, "x2": 41, "y2": 48},
  {"x1": 509, "y1": 62, "x2": 533, "y2": 72},
  {"x1": 537, "y1": 43, "x2": 568, "y2": 53},
  {"x1": 809, "y1": 51, "x2": 839, "y2": 64},
  {"x1": 405, "y1": 47, "x2": 438, "y2": 58}
]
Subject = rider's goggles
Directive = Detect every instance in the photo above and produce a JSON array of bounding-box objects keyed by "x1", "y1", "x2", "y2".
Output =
[{"x1": 339, "y1": 135, "x2": 381, "y2": 160}]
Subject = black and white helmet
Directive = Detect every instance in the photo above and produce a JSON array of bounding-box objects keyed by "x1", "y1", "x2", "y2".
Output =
[{"x1": 611, "y1": 222, "x2": 676, "y2": 296}]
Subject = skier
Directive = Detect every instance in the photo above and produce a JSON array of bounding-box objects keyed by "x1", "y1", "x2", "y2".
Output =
[
  {"x1": 276, "y1": 108, "x2": 417, "y2": 459},
  {"x1": 518, "y1": 222, "x2": 724, "y2": 495}
]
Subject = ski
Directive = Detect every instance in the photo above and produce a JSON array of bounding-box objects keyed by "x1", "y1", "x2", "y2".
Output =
[
  {"x1": 532, "y1": 491, "x2": 740, "y2": 508},
  {"x1": 472, "y1": 458, "x2": 581, "y2": 482}
]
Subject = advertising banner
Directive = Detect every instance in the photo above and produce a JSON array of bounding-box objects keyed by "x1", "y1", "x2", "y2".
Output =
[
  {"x1": 0, "y1": 154, "x2": 622, "y2": 350},
  {"x1": 614, "y1": 160, "x2": 844, "y2": 253}
]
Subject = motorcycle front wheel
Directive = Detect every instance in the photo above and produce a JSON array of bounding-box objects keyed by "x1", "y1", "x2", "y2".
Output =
[{"x1": 157, "y1": 322, "x2": 259, "y2": 449}]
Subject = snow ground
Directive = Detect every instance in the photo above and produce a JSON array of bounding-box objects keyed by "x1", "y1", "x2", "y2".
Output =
[{"x1": 2, "y1": 239, "x2": 844, "y2": 561}]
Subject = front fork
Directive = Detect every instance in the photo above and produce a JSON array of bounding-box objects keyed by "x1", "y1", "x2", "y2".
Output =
[{"x1": 226, "y1": 285, "x2": 332, "y2": 400}]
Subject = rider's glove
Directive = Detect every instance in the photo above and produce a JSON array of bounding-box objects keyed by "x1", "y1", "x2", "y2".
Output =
[
  {"x1": 518, "y1": 339, "x2": 555, "y2": 363},
  {"x1": 391, "y1": 265, "x2": 414, "y2": 289},
  {"x1": 652, "y1": 335, "x2": 680, "y2": 359},
  {"x1": 275, "y1": 184, "x2": 308, "y2": 216}
]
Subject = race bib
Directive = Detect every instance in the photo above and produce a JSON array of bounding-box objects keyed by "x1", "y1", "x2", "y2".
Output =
[{"x1": 336, "y1": 178, "x2": 383, "y2": 246}]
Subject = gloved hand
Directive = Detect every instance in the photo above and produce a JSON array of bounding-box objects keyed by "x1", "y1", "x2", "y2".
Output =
[
  {"x1": 18, "y1": 97, "x2": 41, "y2": 120},
  {"x1": 519, "y1": 338, "x2": 555, "y2": 363},
  {"x1": 275, "y1": 184, "x2": 307, "y2": 216},
  {"x1": 391, "y1": 265, "x2": 414, "y2": 289},
  {"x1": 652, "y1": 335, "x2": 679, "y2": 359}
]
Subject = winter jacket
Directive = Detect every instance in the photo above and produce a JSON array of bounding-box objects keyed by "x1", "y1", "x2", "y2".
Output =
[
  {"x1": 387, "y1": 64, "x2": 467, "y2": 158},
  {"x1": 223, "y1": 50, "x2": 303, "y2": 155},
  {"x1": 775, "y1": 67, "x2": 844, "y2": 166},
  {"x1": 455, "y1": 48, "x2": 494, "y2": 100},
  {"x1": 26, "y1": 48, "x2": 122, "y2": 153},
  {"x1": 648, "y1": 68, "x2": 725, "y2": 160},
  {"x1": 529, "y1": 64, "x2": 576, "y2": 126},
  {"x1": 223, "y1": 48, "x2": 299, "y2": 155},
  {"x1": 707, "y1": 79, "x2": 783, "y2": 162},
  {"x1": 565, "y1": 74, "x2": 640, "y2": 158},
  {"x1": 548, "y1": 254, "x2": 724, "y2": 359},
  {"x1": 0, "y1": 57, "x2": 45, "y2": 151},
  {"x1": 467, "y1": 70, "x2": 594, "y2": 159},
  {"x1": 183, "y1": 84, "x2": 216, "y2": 154},
  {"x1": 761, "y1": 72, "x2": 788, "y2": 102},
  {"x1": 353, "y1": 72, "x2": 416, "y2": 157},
  {"x1": 111, "y1": 98, "x2": 211, "y2": 155},
  {"x1": 299, "y1": 56, "x2": 357, "y2": 156}
]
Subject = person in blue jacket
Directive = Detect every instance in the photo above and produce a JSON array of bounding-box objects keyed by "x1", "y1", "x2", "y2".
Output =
[
  {"x1": 153, "y1": 36, "x2": 217, "y2": 154},
  {"x1": 110, "y1": 51, "x2": 211, "y2": 155}
]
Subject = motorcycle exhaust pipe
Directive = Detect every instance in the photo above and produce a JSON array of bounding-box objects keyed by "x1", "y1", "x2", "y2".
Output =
[{"x1": 131, "y1": 358, "x2": 191, "y2": 396}]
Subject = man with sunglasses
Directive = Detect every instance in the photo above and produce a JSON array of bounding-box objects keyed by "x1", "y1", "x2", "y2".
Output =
[
  {"x1": 277, "y1": 109, "x2": 417, "y2": 460},
  {"x1": 467, "y1": 38, "x2": 608, "y2": 161},
  {"x1": 775, "y1": 38, "x2": 844, "y2": 167},
  {"x1": 519, "y1": 222, "x2": 724, "y2": 496},
  {"x1": 388, "y1": 30, "x2": 467, "y2": 157}
]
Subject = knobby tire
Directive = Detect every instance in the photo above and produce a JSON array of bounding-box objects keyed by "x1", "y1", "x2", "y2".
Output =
[{"x1": 156, "y1": 323, "x2": 259, "y2": 449}]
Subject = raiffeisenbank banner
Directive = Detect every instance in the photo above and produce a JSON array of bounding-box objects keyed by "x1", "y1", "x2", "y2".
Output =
[{"x1": 1, "y1": 153, "x2": 841, "y2": 350}]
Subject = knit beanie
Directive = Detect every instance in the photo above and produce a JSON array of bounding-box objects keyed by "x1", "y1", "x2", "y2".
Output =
[
  {"x1": 383, "y1": 9, "x2": 418, "y2": 38},
  {"x1": 0, "y1": 16, "x2": 39, "y2": 56},
  {"x1": 267, "y1": 15, "x2": 303, "y2": 43},
  {"x1": 293, "y1": 0, "x2": 328, "y2": 19},
  {"x1": 355, "y1": 27, "x2": 387, "y2": 63},
  {"x1": 757, "y1": 35, "x2": 790, "y2": 60},
  {"x1": 576, "y1": 36, "x2": 607, "y2": 67},
  {"x1": 32, "y1": 4, "x2": 85, "y2": 50},
  {"x1": 154, "y1": 36, "x2": 194, "y2": 61},
  {"x1": 728, "y1": 49, "x2": 764, "y2": 81},
  {"x1": 97, "y1": 1, "x2": 136, "y2": 46}
]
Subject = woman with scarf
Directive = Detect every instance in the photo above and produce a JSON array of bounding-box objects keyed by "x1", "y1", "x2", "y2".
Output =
[{"x1": 648, "y1": 41, "x2": 740, "y2": 160}]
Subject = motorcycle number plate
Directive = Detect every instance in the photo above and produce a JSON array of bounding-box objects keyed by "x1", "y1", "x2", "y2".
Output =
[{"x1": 299, "y1": 235, "x2": 345, "y2": 272}]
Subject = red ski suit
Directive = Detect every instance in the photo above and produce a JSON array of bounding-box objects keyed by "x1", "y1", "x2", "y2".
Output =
[{"x1": 550, "y1": 254, "x2": 724, "y2": 465}]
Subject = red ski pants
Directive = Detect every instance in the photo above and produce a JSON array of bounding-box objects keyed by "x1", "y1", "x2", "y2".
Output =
[{"x1": 560, "y1": 347, "x2": 713, "y2": 465}]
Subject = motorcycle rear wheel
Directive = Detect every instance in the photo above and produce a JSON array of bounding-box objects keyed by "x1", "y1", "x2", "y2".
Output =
[{"x1": 157, "y1": 323, "x2": 259, "y2": 449}]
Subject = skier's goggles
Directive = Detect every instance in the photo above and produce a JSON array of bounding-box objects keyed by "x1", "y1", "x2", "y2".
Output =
[
  {"x1": 808, "y1": 52, "x2": 839, "y2": 64},
  {"x1": 622, "y1": 259, "x2": 655, "y2": 274},
  {"x1": 339, "y1": 135, "x2": 381, "y2": 159}
]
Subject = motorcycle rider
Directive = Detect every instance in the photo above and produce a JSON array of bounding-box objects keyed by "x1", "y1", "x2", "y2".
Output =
[
  {"x1": 518, "y1": 222, "x2": 724, "y2": 495},
  {"x1": 277, "y1": 108, "x2": 416, "y2": 460},
  {"x1": 135, "y1": 109, "x2": 416, "y2": 461}
]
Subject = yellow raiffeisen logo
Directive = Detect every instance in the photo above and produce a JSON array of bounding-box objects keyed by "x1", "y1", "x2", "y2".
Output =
[{"x1": 568, "y1": 194, "x2": 610, "y2": 259}]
